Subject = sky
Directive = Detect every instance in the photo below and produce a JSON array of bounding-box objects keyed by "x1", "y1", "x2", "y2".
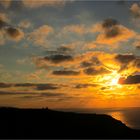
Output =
[{"x1": 1, "y1": 0, "x2": 140, "y2": 108}]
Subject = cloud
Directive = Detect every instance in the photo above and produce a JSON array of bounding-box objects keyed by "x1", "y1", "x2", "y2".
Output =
[
  {"x1": 22, "y1": 0, "x2": 66, "y2": 8},
  {"x1": 0, "y1": 83, "x2": 12, "y2": 88},
  {"x1": 18, "y1": 20, "x2": 32, "y2": 29},
  {"x1": 32, "y1": 52, "x2": 86, "y2": 71},
  {"x1": 0, "y1": 90, "x2": 64, "y2": 98},
  {"x1": 130, "y1": 3, "x2": 140, "y2": 27},
  {"x1": 0, "y1": 82, "x2": 61, "y2": 91},
  {"x1": 136, "y1": 45, "x2": 140, "y2": 49},
  {"x1": 80, "y1": 57, "x2": 101, "y2": 68},
  {"x1": 32, "y1": 51, "x2": 119, "y2": 75},
  {"x1": 0, "y1": 13, "x2": 9, "y2": 29},
  {"x1": 0, "y1": 0, "x2": 11, "y2": 8},
  {"x1": 132, "y1": 58, "x2": 140, "y2": 69},
  {"x1": 115, "y1": 54, "x2": 136, "y2": 64},
  {"x1": 119, "y1": 75, "x2": 140, "y2": 84},
  {"x1": 39, "y1": 92, "x2": 64, "y2": 97},
  {"x1": 52, "y1": 70, "x2": 80, "y2": 76},
  {"x1": 0, "y1": 13, "x2": 9, "y2": 44},
  {"x1": 81, "y1": 61, "x2": 94, "y2": 68},
  {"x1": 75, "y1": 83, "x2": 98, "y2": 89},
  {"x1": 130, "y1": 3, "x2": 140, "y2": 18},
  {"x1": 63, "y1": 24, "x2": 88, "y2": 35},
  {"x1": 5, "y1": 27, "x2": 24, "y2": 41},
  {"x1": 32, "y1": 54, "x2": 74, "y2": 69},
  {"x1": 0, "y1": 31, "x2": 5, "y2": 45},
  {"x1": 0, "y1": 12, "x2": 24, "y2": 44},
  {"x1": 27, "y1": 25, "x2": 53, "y2": 47},
  {"x1": 113, "y1": 53, "x2": 140, "y2": 75},
  {"x1": 94, "y1": 18, "x2": 136, "y2": 45},
  {"x1": 44, "y1": 54, "x2": 73, "y2": 64},
  {"x1": 0, "y1": 0, "x2": 69, "y2": 9},
  {"x1": 26, "y1": 70, "x2": 44, "y2": 81},
  {"x1": 0, "y1": 90, "x2": 35, "y2": 95},
  {"x1": 32, "y1": 51, "x2": 96, "y2": 70},
  {"x1": 35, "y1": 84, "x2": 60, "y2": 90},
  {"x1": 33, "y1": 50, "x2": 139, "y2": 78},
  {"x1": 16, "y1": 57, "x2": 31, "y2": 65},
  {"x1": 115, "y1": 54, "x2": 140, "y2": 70},
  {"x1": 83, "y1": 67, "x2": 111, "y2": 75},
  {"x1": 102, "y1": 18, "x2": 119, "y2": 29},
  {"x1": 57, "y1": 46, "x2": 73, "y2": 53}
]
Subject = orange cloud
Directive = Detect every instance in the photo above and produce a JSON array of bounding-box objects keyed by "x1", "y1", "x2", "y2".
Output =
[
  {"x1": 0, "y1": 12, "x2": 9, "y2": 23},
  {"x1": 27, "y1": 25, "x2": 53, "y2": 47},
  {"x1": 18, "y1": 20, "x2": 32, "y2": 29},
  {"x1": 96, "y1": 24, "x2": 136, "y2": 45},
  {"x1": 90, "y1": 19, "x2": 136, "y2": 45},
  {"x1": 63, "y1": 24, "x2": 88, "y2": 35},
  {"x1": 130, "y1": 3, "x2": 140, "y2": 18}
]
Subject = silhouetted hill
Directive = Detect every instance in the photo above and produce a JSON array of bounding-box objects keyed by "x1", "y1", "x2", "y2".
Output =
[{"x1": 0, "y1": 107, "x2": 140, "y2": 138}]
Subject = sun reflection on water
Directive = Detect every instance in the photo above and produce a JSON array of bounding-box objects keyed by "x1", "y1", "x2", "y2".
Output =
[{"x1": 107, "y1": 111, "x2": 130, "y2": 127}]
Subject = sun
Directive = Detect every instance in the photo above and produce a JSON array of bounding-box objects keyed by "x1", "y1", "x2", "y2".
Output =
[
  {"x1": 109, "y1": 71, "x2": 121, "y2": 86},
  {"x1": 103, "y1": 70, "x2": 121, "y2": 86},
  {"x1": 110, "y1": 76, "x2": 120, "y2": 86}
]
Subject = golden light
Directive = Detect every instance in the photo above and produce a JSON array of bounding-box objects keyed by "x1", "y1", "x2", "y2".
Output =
[
  {"x1": 110, "y1": 78, "x2": 119, "y2": 85},
  {"x1": 101, "y1": 70, "x2": 121, "y2": 87}
]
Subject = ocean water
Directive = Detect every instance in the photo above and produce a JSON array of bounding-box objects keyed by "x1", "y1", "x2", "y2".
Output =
[{"x1": 58, "y1": 107, "x2": 140, "y2": 130}]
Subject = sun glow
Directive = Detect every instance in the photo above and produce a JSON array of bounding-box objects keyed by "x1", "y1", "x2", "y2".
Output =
[
  {"x1": 110, "y1": 78, "x2": 119, "y2": 85},
  {"x1": 102, "y1": 70, "x2": 121, "y2": 86}
]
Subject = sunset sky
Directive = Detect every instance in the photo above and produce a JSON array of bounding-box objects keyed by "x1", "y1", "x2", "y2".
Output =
[{"x1": 1, "y1": 0, "x2": 140, "y2": 108}]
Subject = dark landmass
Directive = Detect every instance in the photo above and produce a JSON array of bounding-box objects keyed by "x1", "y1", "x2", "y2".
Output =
[{"x1": 0, "y1": 107, "x2": 140, "y2": 138}]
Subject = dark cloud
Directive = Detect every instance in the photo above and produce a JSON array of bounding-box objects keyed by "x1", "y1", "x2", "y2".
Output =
[
  {"x1": 0, "y1": 83, "x2": 12, "y2": 88},
  {"x1": 75, "y1": 84, "x2": 98, "y2": 89},
  {"x1": 0, "y1": 90, "x2": 64, "y2": 99},
  {"x1": 91, "y1": 57, "x2": 101, "y2": 64},
  {"x1": 0, "y1": 83, "x2": 61, "y2": 90},
  {"x1": 133, "y1": 58, "x2": 140, "y2": 68},
  {"x1": 52, "y1": 70, "x2": 80, "y2": 76},
  {"x1": 0, "y1": 90, "x2": 35, "y2": 95},
  {"x1": 44, "y1": 54, "x2": 73, "y2": 63},
  {"x1": 105, "y1": 26, "x2": 120, "y2": 38},
  {"x1": 100, "y1": 86, "x2": 110, "y2": 90},
  {"x1": 81, "y1": 57, "x2": 100, "y2": 68},
  {"x1": 83, "y1": 67, "x2": 110, "y2": 75},
  {"x1": 6, "y1": 27, "x2": 19, "y2": 36},
  {"x1": 81, "y1": 61, "x2": 93, "y2": 68},
  {"x1": 39, "y1": 92, "x2": 64, "y2": 97},
  {"x1": 102, "y1": 18, "x2": 119, "y2": 29},
  {"x1": 14, "y1": 83, "x2": 35, "y2": 87},
  {"x1": 0, "y1": 14, "x2": 24, "y2": 42},
  {"x1": 0, "y1": 19, "x2": 7, "y2": 29},
  {"x1": 0, "y1": 13, "x2": 9, "y2": 29},
  {"x1": 5, "y1": 27, "x2": 24, "y2": 40},
  {"x1": 45, "y1": 45, "x2": 73, "y2": 56},
  {"x1": 19, "y1": 92, "x2": 65, "y2": 101},
  {"x1": 35, "y1": 84, "x2": 59, "y2": 90},
  {"x1": 136, "y1": 46, "x2": 140, "y2": 49},
  {"x1": 102, "y1": 18, "x2": 121, "y2": 38},
  {"x1": 115, "y1": 54, "x2": 136, "y2": 64},
  {"x1": 118, "y1": 75, "x2": 140, "y2": 84}
]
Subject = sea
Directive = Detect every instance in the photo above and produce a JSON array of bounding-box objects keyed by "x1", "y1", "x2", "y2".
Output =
[{"x1": 57, "y1": 107, "x2": 140, "y2": 130}]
